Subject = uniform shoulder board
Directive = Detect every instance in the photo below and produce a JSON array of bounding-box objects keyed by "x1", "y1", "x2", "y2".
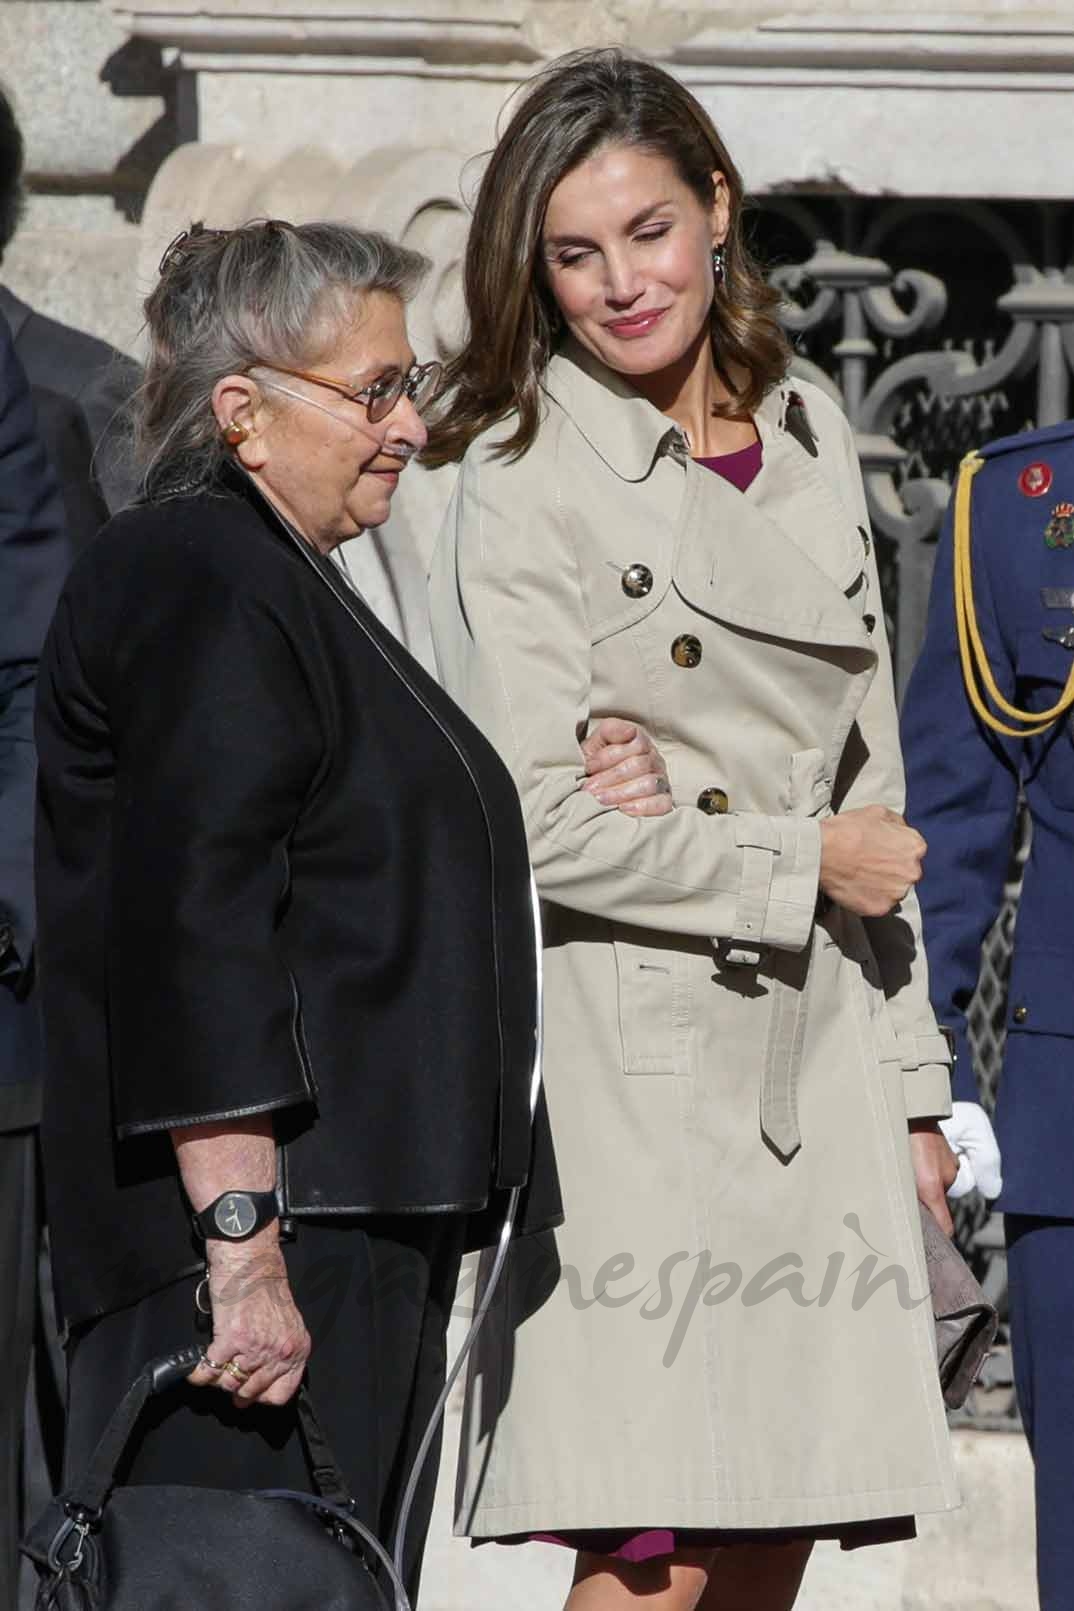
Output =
[
  {"x1": 976, "y1": 418, "x2": 1074, "y2": 466},
  {"x1": 952, "y1": 417, "x2": 1074, "y2": 739}
]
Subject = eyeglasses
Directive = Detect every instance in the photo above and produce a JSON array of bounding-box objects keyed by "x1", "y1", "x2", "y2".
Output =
[{"x1": 250, "y1": 359, "x2": 443, "y2": 424}]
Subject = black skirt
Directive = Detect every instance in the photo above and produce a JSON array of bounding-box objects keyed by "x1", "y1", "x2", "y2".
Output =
[{"x1": 63, "y1": 1214, "x2": 467, "y2": 1601}]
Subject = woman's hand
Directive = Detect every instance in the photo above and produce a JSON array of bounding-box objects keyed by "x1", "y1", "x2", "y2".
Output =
[
  {"x1": 186, "y1": 1227, "x2": 311, "y2": 1407},
  {"x1": 909, "y1": 1120, "x2": 960, "y2": 1237},
  {"x1": 173, "y1": 1115, "x2": 309, "y2": 1407},
  {"x1": 580, "y1": 718, "x2": 673, "y2": 817},
  {"x1": 819, "y1": 804, "x2": 926, "y2": 917}
]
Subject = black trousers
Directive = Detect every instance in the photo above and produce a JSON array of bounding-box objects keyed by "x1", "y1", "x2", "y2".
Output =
[
  {"x1": 64, "y1": 1215, "x2": 467, "y2": 1605},
  {"x1": 1, "y1": 1127, "x2": 35, "y2": 1611}
]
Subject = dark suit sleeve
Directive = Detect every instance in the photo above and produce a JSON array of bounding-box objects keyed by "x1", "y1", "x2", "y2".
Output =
[
  {"x1": 0, "y1": 316, "x2": 70, "y2": 981},
  {"x1": 32, "y1": 385, "x2": 110, "y2": 552},
  {"x1": 901, "y1": 490, "x2": 1021, "y2": 1101},
  {"x1": 76, "y1": 355, "x2": 141, "y2": 515},
  {"x1": 102, "y1": 564, "x2": 328, "y2": 1134}
]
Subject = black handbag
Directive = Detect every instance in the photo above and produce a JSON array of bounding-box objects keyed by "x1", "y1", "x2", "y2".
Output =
[{"x1": 21, "y1": 1344, "x2": 392, "y2": 1611}]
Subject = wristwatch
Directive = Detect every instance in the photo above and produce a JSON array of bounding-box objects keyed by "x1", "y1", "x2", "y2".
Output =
[{"x1": 191, "y1": 1189, "x2": 280, "y2": 1243}]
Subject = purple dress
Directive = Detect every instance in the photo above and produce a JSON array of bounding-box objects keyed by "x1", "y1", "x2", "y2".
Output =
[{"x1": 488, "y1": 438, "x2": 913, "y2": 1563}]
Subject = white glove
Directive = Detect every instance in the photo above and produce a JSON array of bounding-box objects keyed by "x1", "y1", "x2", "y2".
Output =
[{"x1": 938, "y1": 1101, "x2": 1003, "y2": 1201}]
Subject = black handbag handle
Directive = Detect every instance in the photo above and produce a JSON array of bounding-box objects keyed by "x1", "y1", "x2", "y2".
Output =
[{"x1": 65, "y1": 1345, "x2": 354, "y2": 1520}]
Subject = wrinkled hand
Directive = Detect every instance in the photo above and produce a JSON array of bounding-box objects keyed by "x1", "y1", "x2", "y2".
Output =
[
  {"x1": 819, "y1": 805, "x2": 926, "y2": 918},
  {"x1": 940, "y1": 1101, "x2": 1003, "y2": 1201},
  {"x1": 186, "y1": 1230, "x2": 311, "y2": 1407},
  {"x1": 909, "y1": 1120, "x2": 960, "y2": 1237},
  {"x1": 580, "y1": 718, "x2": 672, "y2": 818}
]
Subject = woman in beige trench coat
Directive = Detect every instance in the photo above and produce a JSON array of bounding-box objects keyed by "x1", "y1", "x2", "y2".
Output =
[{"x1": 425, "y1": 48, "x2": 960, "y2": 1611}]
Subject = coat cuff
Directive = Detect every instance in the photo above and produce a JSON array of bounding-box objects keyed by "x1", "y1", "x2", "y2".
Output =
[
  {"x1": 717, "y1": 814, "x2": 822, "y2": 962},
  {"x1": 901, "y1": 1057, "x2": 954, "y2": 1121}
]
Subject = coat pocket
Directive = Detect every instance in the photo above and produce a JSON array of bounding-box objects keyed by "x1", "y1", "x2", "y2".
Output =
[
  {"x1": 1006, "y1": 945, "x2": 1074, "y2": 1037},
  {"x1": 286, "y1": 968, "x2": 319, "y2": 1099},
  {"x1": 1017, "y1": 627, "x2": 1074, "y2": 808},
  {"x1": 611, "y1": 933, "x2": 691, "y2": 1075}
]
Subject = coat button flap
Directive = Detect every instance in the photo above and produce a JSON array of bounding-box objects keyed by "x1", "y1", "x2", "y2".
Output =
[
  {"x1": 671, "y1": 633, "x2": 703, "y2": 668},
  {"x1": 785, "y1": 748, "x2": 833, "y2": 816}
]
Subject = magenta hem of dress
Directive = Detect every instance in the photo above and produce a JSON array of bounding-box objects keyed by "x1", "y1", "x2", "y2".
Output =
[{"x1": 477, "y1": 1515, "x2": 916, "y2": 1562}]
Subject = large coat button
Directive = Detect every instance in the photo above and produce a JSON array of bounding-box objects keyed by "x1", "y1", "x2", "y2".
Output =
[
  {"x1": 621, "y1": 563, "x2": 653, "y2": 599},
  {"x1": 671, "y1": 633, "x2": 703, "y2": 668},
  {"x1": 697, "y1": 787, "x2": 729, "y2": 815}
]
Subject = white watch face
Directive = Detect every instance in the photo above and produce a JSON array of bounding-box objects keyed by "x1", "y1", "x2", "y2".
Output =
[{"x1": 213, "y1": 1193, "x2": 258, "y2": 1239}]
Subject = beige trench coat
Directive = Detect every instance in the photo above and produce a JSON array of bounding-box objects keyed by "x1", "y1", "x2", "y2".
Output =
[{"x1": 428, "y1": 341, "x2": 960, "y2": 1534}]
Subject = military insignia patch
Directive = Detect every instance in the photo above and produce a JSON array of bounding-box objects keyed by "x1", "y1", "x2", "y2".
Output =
[
  {"x1": 1020, "y1": 462, "x2": 1054, "y2": 497},
  {"x1": 1045, "y1": 503, "x2": 1074, "y2": 549}
]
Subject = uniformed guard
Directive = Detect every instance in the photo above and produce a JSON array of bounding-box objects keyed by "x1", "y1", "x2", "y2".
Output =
[{"x1": 902, "y1": 421, "x2": 1074, "y2": 1611}]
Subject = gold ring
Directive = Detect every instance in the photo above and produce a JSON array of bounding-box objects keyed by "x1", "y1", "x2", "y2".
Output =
[{"x1": 222, "y1": 1360, "x2": 250, "y2": 1383}]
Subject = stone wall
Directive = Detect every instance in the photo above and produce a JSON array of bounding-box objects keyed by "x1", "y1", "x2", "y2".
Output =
[{"x1": 0, "y1": 0, "x2": 180, "y2": 354}]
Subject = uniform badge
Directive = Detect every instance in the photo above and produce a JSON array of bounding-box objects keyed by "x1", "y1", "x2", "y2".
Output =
[
  {"x1": 1019, "y1": 461, "x2": 1053, "y2": 498},
  {"x1": 1044, "y1": 503, "x2": 1074, "y2": 549}
]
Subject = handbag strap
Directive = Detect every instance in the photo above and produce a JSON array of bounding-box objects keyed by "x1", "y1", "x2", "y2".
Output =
[
  {"x1": 66, "y1": 1344, "x2": 204, "y2": 1518},
  {"x1": 295, "y1": 1386, "x2": 354, "y2": 1509},
  {"x1": 64, "y1": 1344, "x2": 355, "y2": 1519}
]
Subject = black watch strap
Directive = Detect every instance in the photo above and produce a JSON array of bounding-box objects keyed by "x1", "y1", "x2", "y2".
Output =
[{"x1": 192, "y1": 1189, "x2": 280, "y2": 1243}]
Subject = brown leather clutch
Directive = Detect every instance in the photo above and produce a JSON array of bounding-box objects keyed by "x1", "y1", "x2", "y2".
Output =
[{"x1": 919, "y1": 1202, "x2": 999, "y2": 1410}]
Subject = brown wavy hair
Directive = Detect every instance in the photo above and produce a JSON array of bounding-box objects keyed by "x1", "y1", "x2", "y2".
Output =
[{"x1": 424, "y1": 48, "x2": 789, "y2": 468}]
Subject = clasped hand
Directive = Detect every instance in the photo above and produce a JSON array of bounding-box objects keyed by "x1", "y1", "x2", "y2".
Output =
[
  {"x1": 819, "y1": 804, "x2": 926, "y2": 917},
  {"x1": 579, "y1": 717, "x2": 673, "y2": 816}
]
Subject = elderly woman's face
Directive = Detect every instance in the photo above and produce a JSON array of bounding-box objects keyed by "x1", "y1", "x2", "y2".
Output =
[
  {"x1": 255, "y1": 291, "x2": 426, "y2": 550},
  {"x1": 542, "y1": 144, "x2": 727, "y2": 383}
]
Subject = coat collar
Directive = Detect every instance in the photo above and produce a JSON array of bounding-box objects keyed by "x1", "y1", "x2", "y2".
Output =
[
  {"x1": 543, "y1": 341, "x2": 873, "y2": 654},
  {"x1": 543, "y1": 337, "x2": 823, "y2": 485},
  {"x1": 542, "y1": 339, "x2": 681, "y2": 482}
]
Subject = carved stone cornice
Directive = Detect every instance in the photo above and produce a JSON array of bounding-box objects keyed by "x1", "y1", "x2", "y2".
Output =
[
  {"x1": 109, "y1": 0, "x2": 541, "y2": 74},
  {"x1": 112, "y1": 0, "x2": 1074, "y2": 82}
]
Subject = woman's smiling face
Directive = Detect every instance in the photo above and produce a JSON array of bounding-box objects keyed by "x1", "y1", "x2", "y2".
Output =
[{"x1": 541, "y1": 143, "x2": 728, "y2": 381}]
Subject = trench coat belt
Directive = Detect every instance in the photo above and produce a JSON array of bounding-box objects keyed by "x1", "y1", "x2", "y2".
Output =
[
  {"x1": 722, "y1": 818, "x2": 813, "y2": 1161},
  {"x1": 760, "y1": 955, "x2": 813, "y2": 1161}
]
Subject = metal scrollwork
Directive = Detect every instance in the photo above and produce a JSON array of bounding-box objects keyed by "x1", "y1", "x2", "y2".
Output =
[{"x1": 756, "y1": 197, "x2": 1074, "y2": 690}]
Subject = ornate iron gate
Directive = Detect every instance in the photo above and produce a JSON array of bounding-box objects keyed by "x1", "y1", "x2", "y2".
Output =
[{"x1": 752, "y1": 197, "x2": 1074, "y2": 1426}]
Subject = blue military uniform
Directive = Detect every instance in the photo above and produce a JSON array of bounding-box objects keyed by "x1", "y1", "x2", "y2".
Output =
[{"x1": 902, "y1": 420, "x2": 1074, "y2": 1610}]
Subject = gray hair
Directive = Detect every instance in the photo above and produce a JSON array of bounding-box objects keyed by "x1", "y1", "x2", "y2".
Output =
[{"x1": 136, "y1": 218, "x2": 429, "y2": 499}]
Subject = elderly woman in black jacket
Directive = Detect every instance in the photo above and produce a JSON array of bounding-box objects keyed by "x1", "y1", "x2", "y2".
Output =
[{"x1": 34, "y1": 219, "x2": 667, "y2": 1598}]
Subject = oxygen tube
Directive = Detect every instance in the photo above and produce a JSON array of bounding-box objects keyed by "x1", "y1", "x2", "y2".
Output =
[
  {"x1": 352, "y1": 873, "x2": 544, "y2": 1611},
  {"x1": 250, "y1": 508, "x2": 547, "y2": 1611}
]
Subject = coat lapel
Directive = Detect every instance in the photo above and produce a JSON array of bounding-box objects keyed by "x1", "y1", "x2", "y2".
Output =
[{"x1": 547, "y1": 342, "x2": 875, "y2": 655}]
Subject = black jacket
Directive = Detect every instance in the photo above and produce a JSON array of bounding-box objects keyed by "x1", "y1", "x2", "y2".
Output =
[
  {"x1": 0, "y1": 313, "x2": 70, "y2": 1132},
  {"x1": 35, "y1": 469, "x2": 559, "y2": 1330}
]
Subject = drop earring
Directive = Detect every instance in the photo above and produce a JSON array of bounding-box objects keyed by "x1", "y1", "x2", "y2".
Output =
[
  {"x1": 711, "y1": 244, "x2": 726, "y2": 288},
  {"x1": 223, "y1": 420, "x2": 248, "y2": 446}
]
